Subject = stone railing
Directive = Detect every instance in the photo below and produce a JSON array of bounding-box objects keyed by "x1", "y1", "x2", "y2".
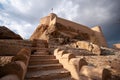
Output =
[
  {"x1": 0, "y1": 48, "x2": 31, "y2": 80},
  {"x1": 54, "y1": 48, "x2": 88, "y2": 80},
  {"x1": 54, "y1": 48, "x2": 115, "y2": 80}
]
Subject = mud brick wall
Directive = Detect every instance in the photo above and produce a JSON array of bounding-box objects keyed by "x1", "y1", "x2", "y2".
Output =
[{"x1": 0, "y1": 40, "x2": 32, "y2": 56}]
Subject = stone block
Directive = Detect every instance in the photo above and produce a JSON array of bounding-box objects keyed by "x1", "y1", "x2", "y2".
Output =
[
  {"x1": 0, "y1": 61, "x2": 25, "y2": 80},
  {"x1": 80, "y1": 66, "x2": 103, "y2": 80},
  {"x1": 0, "y1": 74, "x2": 20, "y2": 80},
  {"x1": 76, "y1": 41, "x2": 101, "y2": 55},
  {"x1": 102, "y1": 68, "x2": 111, "y2": 80}
]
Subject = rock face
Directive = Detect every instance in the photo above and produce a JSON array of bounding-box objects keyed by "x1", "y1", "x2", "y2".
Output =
[
  {"x1": 0, "y1": 26, "x2": 22, "y2": 39},
  {"x1": 30, "y1": 13, "x2": 108, "y2": 54}
]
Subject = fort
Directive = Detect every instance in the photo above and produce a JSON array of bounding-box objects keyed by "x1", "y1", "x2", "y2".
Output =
[{"x1": 0, "y1": 13, "x2": 120, "y2": 80}]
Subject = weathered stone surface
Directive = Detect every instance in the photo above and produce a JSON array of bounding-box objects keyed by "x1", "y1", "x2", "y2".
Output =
[
  {"x1": 110, "y1": 59, "x2": 120, "y2": 72},
  {"x1": 0, "y1": 40, "x2": 32, "y2": 56},
  {"x1": 0, "y1": 74, "x2": 20, "y2": 80},
  {"x1": 0, "y1": 26, "x2": 22, "y2": 39},
  {"x1": 102, "y1": 68, "x2": 111, "y2": 80},
  {"x1": 0, "y1": 48, "x2": 31, "y2": 80},
  {"x1": 0, "y1": 39, "x2": 47, "y2": 56},
  {"x1": 80, "y1": 66, "x2": 103, "y2": 80},
  {"x1": 102, "y1": 68, "x2": 120, "y2": 80},
  {"x1": 12, "y1": 48, "x2": 31, "y2": 65},
  {"x1": 75, "y1": 41, "x2": 101, "y2": 55},
  {"x1": 91, "y1": 26, "x2": 108, "y2": 47},
  {"x1": 100, "y1": 46, "x2": 118, "y2": 55},
  {"x1": 0, "y1": 56, "x2": 13, "y2": 66},
  {"x1": 0, "y1": 61, "x2": 25, "y2": 79},
  {"x1": 0, "y1": 13, "x2": 119, "y2": 80},
  {"x1": 113, "y1": 43, "x2": 120, "y2": 50},
  {"x1": 29, "y1": 13, "x2": 110, "y2": 56}
]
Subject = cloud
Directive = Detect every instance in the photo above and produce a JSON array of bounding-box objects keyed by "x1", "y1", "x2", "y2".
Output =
[
  {"x1": 0, "y1": 0, "x2": 120, "y2": 47},
  {"x1": 54, "y1": 0, "x2": 120, "y2": 27},
  {"x1": 0, "y1": 0, "x2": 60, "y2": 38},
  {"x1": 54, "y1": 0, "x2": 120, "y2": 46}
]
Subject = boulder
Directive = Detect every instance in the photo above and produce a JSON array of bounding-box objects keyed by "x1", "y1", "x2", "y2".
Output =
[
  {"x1": 76, "y1": 41, "x2": 101, "y2": 55},
  {"x1": 0, "y1": 26, "x2": 22, "y2": 39},
  {"x1": 80, "y1": 66, "x2": 103, "y2": 80}
]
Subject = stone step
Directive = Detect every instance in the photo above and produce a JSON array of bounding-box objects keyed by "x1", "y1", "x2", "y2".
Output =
[
  {"x1": 34, "y1": 52, "x2": 48, "y2": 55},
  {"x1": 28, "y1": 64, "x2": 63, "y2": 72},
  {"x1": 29, "y1": 59, "x2": 59, "y2": 65},
  {"x1": 25, "y1": 69, "x2": 70, "y2": 80},
  {"x1": 36, "y1": 50, "x2": 48, "y2": 52},
  {"x1": 36, "y1": 48, "x2": 48, "y2": 50},
  {"x1": 30, "y1": 55, "x2": 55, "y2": 60},
  {"x1": 31, "y1": 47, "x2": 48, "y2": 50},
  {"x1": 54, "y1": 77, "x2": 72, "y2": 80}
]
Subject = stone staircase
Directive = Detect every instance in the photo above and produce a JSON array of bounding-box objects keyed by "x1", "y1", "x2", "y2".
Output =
[{"x1": 25, "y1": 48, "x2": 72, "y2": 80}]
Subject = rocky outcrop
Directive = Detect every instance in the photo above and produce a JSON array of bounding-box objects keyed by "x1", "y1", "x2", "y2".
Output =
[
  {"x1": 0, "y1": 26, "x2": 22, "y2": 39},
  {"x1": 30, "y1": 13, "x2": 109, "y2": 55}
]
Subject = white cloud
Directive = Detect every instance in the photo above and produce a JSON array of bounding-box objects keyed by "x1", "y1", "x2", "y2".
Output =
[
  {"x1": 54, "y1": 0, "x2": 79, "y2": 20},
  {"x1": 10, "y1": 0, "x2": 32, "y2": 14},
  {"x1": 0, "y1": 0, "x2": 60, "y2": 39},
  {"x1": 0, "y1": 11, "x2": 35, "y2": 38}
]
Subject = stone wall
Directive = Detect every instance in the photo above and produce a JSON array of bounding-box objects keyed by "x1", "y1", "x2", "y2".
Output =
[
  {"x1": 56, "y1": 17, "x2": 94, "y2": 36},
  {"x1": 40, "y1": 16, "x2": 50, "y2": 25},
  {"x1": 91, "y1": 26, "x2": 108, "y2": 47},
  {"x1": 30, "y1": 13, "x2": 107, "y2": 49},
  {"x1": 0, "y1": 40, "x2": 32, "y2": 56},
  {"x1": 0, "y1": 39, "x2": 47, "y2": 56}
]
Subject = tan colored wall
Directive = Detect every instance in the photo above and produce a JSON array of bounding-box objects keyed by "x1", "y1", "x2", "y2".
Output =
[
  {"x1": 40, "y1": 16, "x2": 50, "y2": 25},
  {"x1": 0, "y1": 40, "x2": 32, "y2": 56},
  {"x1": 0, "y1": 40, "x2": 48, "y2": 56},
  {"x1": 30, "y1": 13, "x2": 94, "y2": 40},
  {"x1": 30, "y1": 13, "x2": 107, "y2": 47},
  {"x1": 113, "y1": 43, "x2": 120, "y2": 50},
  {"x1": 91, "y1": 26, "x2": 108, "y2": 47},
  {"x1": 56, "y1": 17, "x2": 94, "y2": 36}
]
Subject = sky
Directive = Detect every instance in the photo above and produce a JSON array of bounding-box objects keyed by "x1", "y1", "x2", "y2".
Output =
[{"x1": 0, "y1": 0, "x2": 120, "y2": 47}]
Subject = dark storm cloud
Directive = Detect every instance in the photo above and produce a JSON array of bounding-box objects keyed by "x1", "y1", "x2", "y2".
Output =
[
  {"x1": 62, "y1": 0, "x2": 120, "y2": 47},
  {"x1": 0, "y1": 0, "x2": 120, "y2": 47}
]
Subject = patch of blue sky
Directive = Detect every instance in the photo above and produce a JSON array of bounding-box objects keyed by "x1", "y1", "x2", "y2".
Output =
[
  {"x1": 0, "y1": 20, "x2": 3, "y2": 24},
  {"x1": 0, "y1": 3, "x2": 4, "y2": 10}
]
